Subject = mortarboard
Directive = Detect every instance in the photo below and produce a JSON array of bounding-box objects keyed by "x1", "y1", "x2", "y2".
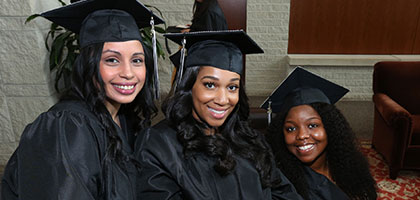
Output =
[
  {"x1": 41, "y1": 0, "x2": 164, "y2": 48},
  {"x1": 164, "y1": 30, "x2": 264, "y2": 80},
  {"x1": 260, "y1": 67, "x2": 349, "y2": 123},
  {"x1": 40, "y1": 0, "x2": 164, "y2": 33},
  {"x1": 40, "y1": 0, "x2": 165, "y2": 98}
]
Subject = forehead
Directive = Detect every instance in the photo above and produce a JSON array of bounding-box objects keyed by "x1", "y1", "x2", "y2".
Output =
[
  {"x1": 197, "y1": 66, "x2": 240, "y2": 80},
  {"x1": 286, "y1": 104, "x2": 320, "y2": 119},
  {"x1": 103, "y1": 40, "x2": 143, "y2": 49}
]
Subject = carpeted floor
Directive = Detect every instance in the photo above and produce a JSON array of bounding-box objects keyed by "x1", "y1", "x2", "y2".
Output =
[{"x1": 360, "y1": 142, "x2": 420, "y2": 199}]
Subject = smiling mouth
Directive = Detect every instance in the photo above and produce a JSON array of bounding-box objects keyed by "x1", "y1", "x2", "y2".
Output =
[
  {"x1": 113, "y1": 84, "x2": 135, "y2": 90},
  {"x1": 112, "y1": 83, "x2": 136, "y2": 94},
  {"x1": 297, "y1": 144, "x2": 315, "y2": 152},
  {"x1": 208, "y1": 107, "x2": 228, "y2": 119}
]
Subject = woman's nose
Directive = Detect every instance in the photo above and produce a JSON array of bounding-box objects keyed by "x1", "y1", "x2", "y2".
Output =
[
  {"x1": 120, "y1": 63, "x2": 134, "y2": 79},
  {"x1": 296, "y1": 128, "x2": 310, "y2": 140},
  {"x1": 214, "y1": 88, "x2": 229, "y2": 105}
]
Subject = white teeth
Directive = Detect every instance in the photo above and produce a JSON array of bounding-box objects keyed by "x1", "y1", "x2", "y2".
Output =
[
  {"x1": 298, "y1": 144, "x2": 314, "y2": 151},
  {"x1": 115, "y1": 85, "x2": 134, "y2": 90},
  {"x1": 209, "y1": 108, "x2": 225, "y2": 114}
]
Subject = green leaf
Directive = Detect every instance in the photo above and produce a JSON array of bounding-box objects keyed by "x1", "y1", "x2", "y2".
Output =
[
  {"x1": 58, "y1": 0, "x2": 66, "y2": 6},
  {"x1": 54, "y1": 63, "x2": 65, "y2": 92},
  {"x1": 145, "y1": 4, "x2": 166, "y2": 28},
  {"x1": 50, "y1": 32, "x2": 72, "y2": 70},
  {"x1": 156, "y1": 41, "x2": 166, "y2": 59},
  {"x1": 25, "y1": 14, "x2": 41, "y2": 24},
  {"x1": 155, "y1": 26, "x2": 166, "y2": 33},
  {"x1": 45, "y1": 30, "x2": 53, "y2": 51}
]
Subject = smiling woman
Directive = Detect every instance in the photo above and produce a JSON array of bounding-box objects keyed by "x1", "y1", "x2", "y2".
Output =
[
  {"x1": 191, "y1": 66, "x2": 240, "y2": 129},
  {"x1": 99, "y1": 41, "x2": 147, "y2": 122},
  {"x1": 283, "y1": 104, "x2": 328, "y2": 169},
  {"x1": 264, "y1": 67, "x2": 377, "y2": 200},
  {"x1": 0, "y1": 0, "x2": 161, "y2": 199},
  {"x1": 134, "y1": 30, "x2": 303, "y2": 200}
]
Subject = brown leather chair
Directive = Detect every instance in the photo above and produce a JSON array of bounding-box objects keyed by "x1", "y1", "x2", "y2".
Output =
[{"x1": 372, "y1": 61, "x2": 420, "y2": 179}]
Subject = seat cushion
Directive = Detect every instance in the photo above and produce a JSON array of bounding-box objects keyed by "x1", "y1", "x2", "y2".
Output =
[{"x1": 410, "y1": 115, "x2": 420, "y2": 145}]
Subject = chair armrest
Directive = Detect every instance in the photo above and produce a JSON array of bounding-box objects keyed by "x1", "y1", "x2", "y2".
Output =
[{"x1": 373, "y1": 93, "x2": 411, "y2": 127}]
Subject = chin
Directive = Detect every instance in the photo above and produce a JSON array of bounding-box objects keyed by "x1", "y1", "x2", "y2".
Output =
[
  {"x1": 206, "y1": 119, "x2": 226, "y2": 128},
  {"x1": 114, "y1": 96, "x2": 137, "y2": 104}
]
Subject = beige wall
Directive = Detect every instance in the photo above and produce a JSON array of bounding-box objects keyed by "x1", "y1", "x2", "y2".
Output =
[{"x1": 0, "y1": 0, "x2": 380, "y2": 168}]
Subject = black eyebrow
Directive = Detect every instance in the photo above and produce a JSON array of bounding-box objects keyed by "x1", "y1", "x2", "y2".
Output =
[
  {"x1": 132, "y1": 52, "x2": 145, "y2": 56},
  {"x1": 102, "y1": 49, "x2": 121, "y2": 55},
  {"x1": 201, "y1": 76, "x2": 219, "y2": 80}
]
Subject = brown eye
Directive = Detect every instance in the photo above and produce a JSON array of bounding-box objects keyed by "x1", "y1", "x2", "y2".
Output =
[
  {"x1": 285, "y1": 127, "x2": 296, "y2": 132},
  {"x1": 308, "y1": 124, "x2": 318, "y2": 129},
  {"x1": 132, "y1": 58, "x2": 144, "y2": 65},
  {"x1": 204, "y1": 82, "x2": 215, "y2": 89},
  {"x1": 104, "y1": 58, "x2": 119, "y2": 66},
  {"x1": 227, "y1": 85, "x2": 239, "y2": 91},
  {"x1": 105, "y1": 58, "x2": 119, "y2": 63}
]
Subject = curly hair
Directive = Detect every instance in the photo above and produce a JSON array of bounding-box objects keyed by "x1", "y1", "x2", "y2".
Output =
[
  {"x1": 267, "y1": 102, "x2": 377, "y2": 199},
  {"x1": 162, "y1": 66, "x2": 275, "y2": 188},
  {"x1": 64, "y1": 42, "x2": 157, "y2": 196}
]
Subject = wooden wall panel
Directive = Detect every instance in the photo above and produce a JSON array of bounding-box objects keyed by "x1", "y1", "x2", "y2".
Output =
[
  {"x1": 412, "y1": 10, "x2": 420, "y2": 54},
  {"x1": 218, "y1": 0, "x2": 247, "y2": 79},
  {"x1": 218, "y1": 0, "x2": 247, "y2": 30},
  {"x1": 288, "y1": 0, "x2": 420, "y2": 54}
]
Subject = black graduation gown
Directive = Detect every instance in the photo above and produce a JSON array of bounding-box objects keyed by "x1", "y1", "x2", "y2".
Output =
[
  {"x1": 190, "y1": 0, "x2": 228, "y2": 32},
  {"x1": 1, "y1": 100, "x2": 138, "y2": 200},
  {"x1": 303, "y1": 166, "x2": 349, "y2": 200},
  {"x1": 135, "y1": 120, "x2": 303, "y2": 200}
]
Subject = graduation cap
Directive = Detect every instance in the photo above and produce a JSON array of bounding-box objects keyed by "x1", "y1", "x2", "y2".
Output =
[
  {"x1": 41, "y1": 0, "x2": 164, "y2": 48},
  {"x1": 164, "y1": 30, "x2": 264, "y2": 82},
  {"x1": 41, "y1": 0, "x2": 165, "y2": 98},
  {"x1": 260, "y1": 67, "x2": 349, "y2": 123}
]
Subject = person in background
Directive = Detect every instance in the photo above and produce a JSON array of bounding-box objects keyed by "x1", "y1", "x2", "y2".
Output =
[
  {"x1": 1, "y1": 0, "x2": 164, "y2": 199},
  {"x1": 189, "y1": 0, "x2": 228, "y2": 31},
  {"x1": 135, "y1": 30, "x2": 303, "y2": 200},
  {"x1": 168, "y1": 0, "x2": 228, "y2": 83},
  {"x1": 262, "y1": 67, "x2": 377, "y2": 200}
]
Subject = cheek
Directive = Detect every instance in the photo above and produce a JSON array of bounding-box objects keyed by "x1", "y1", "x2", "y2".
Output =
[
  {"x1": 230, "y1": 92, "x2": 239, "y2": 106},
  {"x1": 99, "y1": 64, "x2": 110, "y2": 82},
  {"x1": 283, "y1": 132, "x2": 295, "y2": 145},
  {"x1": 134, "y1": 67, "x2": 146, "y2": 81},
  {"x1": 313, "y1": 128, "x2": 328, "y2": 142},
  {"x1": 192, "y1": 85, "x2": 212, "y2": 105}
]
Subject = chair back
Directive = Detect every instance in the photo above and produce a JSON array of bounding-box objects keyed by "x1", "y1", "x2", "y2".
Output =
[{"x1": 373, "y1": 61, "x2": 420, "y2": 114}]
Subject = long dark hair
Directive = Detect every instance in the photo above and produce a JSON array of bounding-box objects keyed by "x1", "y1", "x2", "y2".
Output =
[
  {"x1": 66, "y1": 41, "x2": 157, "y2": 196},
  {"x1": 162, "y1": 66, "x2": 274, "y2": 188},
  {"x1": 192, "y1": 0, "x2": 217, "y2": 22},
  {"x1": 267, "y1": 102, "x2": 377, "y2": 199}
]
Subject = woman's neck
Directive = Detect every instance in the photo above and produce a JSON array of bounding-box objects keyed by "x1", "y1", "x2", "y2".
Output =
[
  {"x1": 309, "y1": 151, "x2": 332, "y2": 181},
  {"x1": 204, "y1": 128, "x2": 215, "y2": 135},
  {"x1": 104, "y1": 100, "x2": 121, "y2": 127}
]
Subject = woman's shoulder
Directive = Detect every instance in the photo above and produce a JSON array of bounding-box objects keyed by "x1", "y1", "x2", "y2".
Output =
[
  {"x1": 135, "y1": 119, "x2": 183, "y2": 163},
  {"x1": 136, "y1": 119, "x2": 180, "y2": 150},
  {"x1": 303, "y1": 166, "x2": 350, "y2": 199},
  {"x1": 44, "y1": 100, "x2": 102, "y2": 125},
  {"x1": 20, "y1": 100, "x2": 104, "y2": 143},
  {"x1": 147, "y1": 120, "x2": 177, "y2": 139},
  {"x1": 48, "y1": 100, "x2": 93, "y2": 116}
]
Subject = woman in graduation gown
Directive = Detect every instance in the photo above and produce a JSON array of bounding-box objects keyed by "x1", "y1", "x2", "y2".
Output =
[
  {"x1": 135, "y1": 30, "x2": 302, "y2": 200},
  {"x1": 263, "y1": 67, "x2": 377, "y2": 199},
  {"x1": 189, "y1": 0, "x2": 228, "y2": 32},
  {"x1": 1, "y1": 0, "x2": 163, "y2": 199}
]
